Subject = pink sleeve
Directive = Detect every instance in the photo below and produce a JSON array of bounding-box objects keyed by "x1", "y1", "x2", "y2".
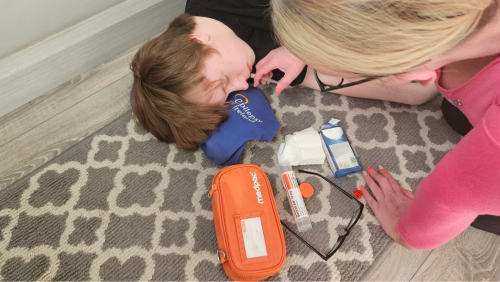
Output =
[{"x1": 397, "y1": 105, "x2": 500, "y2": 250}]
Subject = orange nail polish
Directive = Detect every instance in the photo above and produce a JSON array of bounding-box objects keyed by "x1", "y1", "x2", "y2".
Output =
[
  {"x1": 367, "y1": 167, "x2": 373, "y2": 172},
  {"x1": 360, "y1": 185, "x2": 365, "y2": 189},
  {"x1": 276, "y1": 88, "x2": 282, "y2": 95}
]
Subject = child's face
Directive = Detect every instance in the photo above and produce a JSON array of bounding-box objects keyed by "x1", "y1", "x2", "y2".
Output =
[{"x1": 186, "y1": 17, "x2": 256, "y2": 105}]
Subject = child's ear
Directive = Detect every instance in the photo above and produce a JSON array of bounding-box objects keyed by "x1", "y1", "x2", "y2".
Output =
[
  {"x1": 395, "y1": 70, "x2": 437, "y2": 86},
  {"x1": 189, "y1": 32, "x2": 210, "y2": 44}
]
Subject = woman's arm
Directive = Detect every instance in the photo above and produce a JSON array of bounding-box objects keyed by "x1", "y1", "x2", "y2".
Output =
[{"x1": 398, "y1": 105, "x2": 500, "y2": 249}]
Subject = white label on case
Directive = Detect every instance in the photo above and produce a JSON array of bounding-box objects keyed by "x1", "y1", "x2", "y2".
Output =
[{"x1": 241, "y1": 217, "x2": 268, "y2": 258}]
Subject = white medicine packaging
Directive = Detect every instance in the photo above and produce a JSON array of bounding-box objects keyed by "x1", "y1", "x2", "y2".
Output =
[{"x1": 319, "y1": 118, "x2": 362, "y2": 177}]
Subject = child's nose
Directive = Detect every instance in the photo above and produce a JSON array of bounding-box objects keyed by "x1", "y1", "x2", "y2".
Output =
[
  {"x1": 227, "y1": 75, "x2": 249, "y2": 93},
  {"x1": 236, "y1": 74, "x2": 250, "y2": 90}
]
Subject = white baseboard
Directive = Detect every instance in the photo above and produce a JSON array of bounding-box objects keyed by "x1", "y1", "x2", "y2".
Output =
[{"x1": 0, "y1": 0, "x2": 186, "y2": 118}]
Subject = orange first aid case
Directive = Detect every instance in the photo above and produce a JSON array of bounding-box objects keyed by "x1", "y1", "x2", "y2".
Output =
[{"x1": 209, "y1": 164, "x2": 286, "y2": 281}]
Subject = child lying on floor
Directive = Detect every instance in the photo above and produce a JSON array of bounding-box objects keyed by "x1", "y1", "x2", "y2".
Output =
[{"x1": 130, "y1": 2, "x2": 438, "y2": 150}]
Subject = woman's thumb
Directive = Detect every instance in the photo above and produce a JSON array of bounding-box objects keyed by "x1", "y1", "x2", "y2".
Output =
[{"x1": 275, "y1": 74, "x2": 295, "y2": 95}]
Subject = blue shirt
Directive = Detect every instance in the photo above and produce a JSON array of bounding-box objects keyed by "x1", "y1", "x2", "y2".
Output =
[{"x1": 201, "y1": 86, "x2": 281, "y2": 165}]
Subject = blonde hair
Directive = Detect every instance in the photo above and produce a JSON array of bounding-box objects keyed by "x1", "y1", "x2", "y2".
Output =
[
  {"x1": 130, "y1": 13, "x2": 228, "y2": 150},
  {"x1": 272, "y1": 0, "x2": 494, "y2": 76}
]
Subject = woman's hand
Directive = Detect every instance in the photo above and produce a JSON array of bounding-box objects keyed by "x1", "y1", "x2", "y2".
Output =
[
  {"x1": 361, "y1": 166, "x2": 415, "y2": 249},
  {"x1": 253, "y1": 46, "x2": 306, "y2": 94},
  {"x1": 259, "y1": 71, "x2": 274, "y2": 85}
]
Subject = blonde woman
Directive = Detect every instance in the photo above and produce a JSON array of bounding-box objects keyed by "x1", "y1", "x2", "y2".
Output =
[{"x1": 253, "y1": 0, "x2": 500, "y2": 249}]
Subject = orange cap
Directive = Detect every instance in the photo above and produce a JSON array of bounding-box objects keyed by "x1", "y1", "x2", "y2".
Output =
[{"x1": 299, "y1": 183, "x2": 314, "y2": 198}]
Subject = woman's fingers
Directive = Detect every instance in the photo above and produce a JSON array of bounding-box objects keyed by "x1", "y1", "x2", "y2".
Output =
[
  {"x1": 275, "y1": 72, "x2": 300, "y2": 94},
  {"x1": 361, "y1": 185, "x2": 378, "y2": 213},
  {"x1": 263, "y1": 71, "x2": 273, "y2": 85},
  {"x1": 401, "y1": 188, "x2": 415, "y2": 199},
  {"x1": 378, "y1": 166, "x2": 402, "y2": 194},
  {"x1": 254, "y1": 57, "x2": 273, "y2": 87},
  {"x1": 254, "y1": 71, "x2": 273, "y2": 86},
  {"x1": 366, "y1": 167, "x2": 393, "y2": 195},
  {"x1": 367, "y1": 165, "x2": 414, "y2": 200},
  {"x1": 362, "y1": 171, "x2": 385, "y2": 201},
  {"x1": 254, "y1": 46, "x2": 305, "y2": 92}
]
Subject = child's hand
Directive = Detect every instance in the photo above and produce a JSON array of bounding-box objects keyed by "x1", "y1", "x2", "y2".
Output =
[
  {"x1": 361, "y1": 166, "x2": 415, "y2": 249},
  {"x1": 254, "y1": 47, "x2": 306, "y2": 94}
]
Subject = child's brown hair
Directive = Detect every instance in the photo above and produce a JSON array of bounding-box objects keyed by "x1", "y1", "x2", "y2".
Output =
[{"x1": 130, "y1": 13, "x2": 228, "y2": 150}]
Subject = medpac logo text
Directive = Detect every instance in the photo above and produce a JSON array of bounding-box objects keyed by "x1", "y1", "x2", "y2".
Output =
[{"x1": 250, "y1": 172, "x2": 264, "y2": 204}]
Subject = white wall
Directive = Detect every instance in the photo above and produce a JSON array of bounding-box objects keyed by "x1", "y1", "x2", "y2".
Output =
[
  {"x1": 0, "y1": 0, "x2": 186, "y2": 118},
  {"x1": 0, "y1": 0, "x2": 125, "y2": 59}
]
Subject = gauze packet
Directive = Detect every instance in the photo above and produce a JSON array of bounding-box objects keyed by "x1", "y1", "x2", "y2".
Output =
[{"x1": 319, "y1": 118, "x2": 362, "y2": 177}]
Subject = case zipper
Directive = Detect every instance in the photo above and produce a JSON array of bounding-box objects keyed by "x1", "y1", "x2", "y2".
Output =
[
  {"x1": 208, "y1": 184, "x2": 217, "y2": 198},
  {"x1": 208, "y1": 165, "x2": 233, "y2": 198}
]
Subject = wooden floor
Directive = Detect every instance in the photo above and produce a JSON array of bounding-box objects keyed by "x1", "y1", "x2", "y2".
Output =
[{"x1": 1, "y1": 43, "x2": 500, "y2": 281}]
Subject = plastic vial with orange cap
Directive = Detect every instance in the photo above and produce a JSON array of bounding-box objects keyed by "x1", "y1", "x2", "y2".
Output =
[{"x1": 279, "y1": 160, "x2": 312, "y2": 232}]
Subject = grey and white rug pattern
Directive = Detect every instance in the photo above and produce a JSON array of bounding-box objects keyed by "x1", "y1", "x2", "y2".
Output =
[{"x1": 0, "y1": 85, "x2": 461, "y2": 281}]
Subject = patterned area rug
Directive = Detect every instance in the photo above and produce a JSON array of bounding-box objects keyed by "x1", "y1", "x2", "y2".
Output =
[{"x1": 0, "y1": 85, "x2": 461, "y2": 281}]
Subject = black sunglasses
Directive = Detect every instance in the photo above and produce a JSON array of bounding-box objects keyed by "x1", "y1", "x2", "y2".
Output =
[
  {"x1": 280, "y1": 169, "x2": 364, "y2": 261},
  {"x1": 314, "y1": 69, "x2": 382, "y2": 92}
]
